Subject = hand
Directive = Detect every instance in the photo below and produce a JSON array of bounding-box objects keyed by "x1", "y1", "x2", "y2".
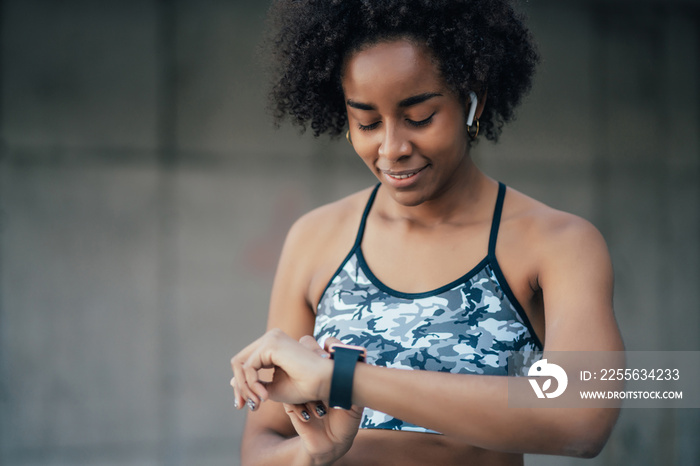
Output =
[
  {"x1": 284, "y1": 400, "x2": 363, "y2": 465},
  {"x1": 230, "y1": 329, "x2": 333, "y2": 410},
  {"x1": 282, "y1": 336, "x2": 363, "y2": 464},
  {"x1": 231, "y1": 333, "x2": 364, "y2": 464}
]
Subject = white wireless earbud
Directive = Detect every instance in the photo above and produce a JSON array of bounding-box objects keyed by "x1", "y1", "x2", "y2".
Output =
[{"x1": 467, "y1": 91, "x2": 478, "y2": 126}]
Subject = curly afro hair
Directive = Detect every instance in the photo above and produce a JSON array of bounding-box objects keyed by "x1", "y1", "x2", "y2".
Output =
[{"x1": 265, "y1": 0, "x2": 539, "y2": 142}]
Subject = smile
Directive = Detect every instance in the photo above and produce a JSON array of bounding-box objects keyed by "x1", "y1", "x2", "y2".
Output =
[{"x1": 382, "y1": 166, "x2": 427, "y2": 180}]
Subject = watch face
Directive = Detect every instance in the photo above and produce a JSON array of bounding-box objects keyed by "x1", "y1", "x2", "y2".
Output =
[{"x1": 328, "y1": 343, "x2": 367, "y2": 361}]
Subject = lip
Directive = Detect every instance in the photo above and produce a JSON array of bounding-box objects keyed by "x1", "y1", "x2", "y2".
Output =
[{"x1": 379, "y1": 165, "x2": 429, "y2": 188}]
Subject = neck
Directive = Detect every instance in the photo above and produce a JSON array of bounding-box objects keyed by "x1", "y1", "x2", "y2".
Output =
[{"x1": 378, "y1": 156, "x2": 490, "y2": 228}]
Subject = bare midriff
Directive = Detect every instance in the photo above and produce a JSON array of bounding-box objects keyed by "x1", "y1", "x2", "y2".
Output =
[{"x1": 338, "y1": 429, "x2": 523, "y2": 466}]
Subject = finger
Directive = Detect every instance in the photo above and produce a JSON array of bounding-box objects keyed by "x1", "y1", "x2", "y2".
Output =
[
  {"x1": 284, "y1": 402, "x2": 313, "y2": 423},
  {"x1": 230, "y1": 335, "x2": 263, "y2": 372},
  {"x1": 231, "y1": 355, "x2": 260, "y2": 411},
  {"x1": 231, "y1": 328, "x2": 288, "y2": 376},
  {"x1": 230, "y1": 357, "x2": 248, "y2": 409},
  {"x1": 349, "y1": 404, "x2": 364, "y2": 418},
  {"x1": 230, "y1": 376, "x2": 243, "y2": 410},
  {"x1": 242, "y1": 349, "x2": 271, "y2": 402},
  {"x1": 312, "y1": 401, "x2": 327, "y2": 418},
  {"x1": 323, "y1": 336, "x2": 343, "y2": 353},
  {"x1": 229, "y1": 376, "x2": 262, "y2": 412},
  {"x1": 231, "y1": 334, "x2": 272, "y2": 410},
  {"x1": 299, "y1": 335, "x2": 330, "y2": 358}
]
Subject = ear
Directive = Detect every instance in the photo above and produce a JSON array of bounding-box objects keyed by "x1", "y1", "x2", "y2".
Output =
[{"x1": 465, "y1": 90, "x2": 488, "y2": 124}]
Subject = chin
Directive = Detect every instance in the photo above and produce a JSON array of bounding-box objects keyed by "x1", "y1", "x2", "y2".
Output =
[{"x1": 389, "y1": 189, "x2": 429, "y2": 207}]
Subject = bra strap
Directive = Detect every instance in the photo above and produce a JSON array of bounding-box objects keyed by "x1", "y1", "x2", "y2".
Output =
[
  {"x1": 352, "y1": 183, "x2": 381, "y2": 249},
  {"x1": 488, "y1": 182, "x2": 507, "y2": 257}
]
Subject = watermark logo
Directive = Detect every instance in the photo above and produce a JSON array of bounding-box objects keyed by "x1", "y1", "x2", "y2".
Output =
[
  {"x1": 528, "y1": 359, "x2": 568, "y2": 398},
  {"x1": 509, "y1": 351, "x2": 698, "y2": 408}
]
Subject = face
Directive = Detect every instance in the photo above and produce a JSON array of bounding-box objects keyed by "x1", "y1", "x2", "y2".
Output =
[{"x1": 342, "y1": 39, "x2": 472, "y2": 206}]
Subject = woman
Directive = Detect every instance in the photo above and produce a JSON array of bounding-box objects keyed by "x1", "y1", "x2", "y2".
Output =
[{"x1": 231, "y1": 0, "x2": 623, "y2": 464}]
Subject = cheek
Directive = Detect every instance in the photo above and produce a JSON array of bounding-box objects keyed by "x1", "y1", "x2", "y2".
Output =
[
  {"x1": 419, "y1": 123, "x2": 467, "y2": 156},
  {"x1": 352, "y1": 139, "x2": 379, "y2": 166}
]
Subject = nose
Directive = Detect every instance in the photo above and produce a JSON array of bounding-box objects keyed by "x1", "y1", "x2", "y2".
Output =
[{"x1": 377, "y1": 122, "x2": 412, "y2": 162}]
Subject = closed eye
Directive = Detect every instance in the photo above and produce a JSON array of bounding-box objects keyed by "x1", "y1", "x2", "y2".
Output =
[
  {"x1": 407, "y1": 112, "x2": 435, "y2": 127},
  {"x1": 358, "y1": 121, "x2": 381, "y2": 131}
]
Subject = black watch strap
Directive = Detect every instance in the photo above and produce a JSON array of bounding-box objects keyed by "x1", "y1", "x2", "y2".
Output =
[{"x1": 329, "y1": 346, "x2": 365, "y2": 409}]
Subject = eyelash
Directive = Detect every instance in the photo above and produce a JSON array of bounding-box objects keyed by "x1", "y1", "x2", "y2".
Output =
[
  {"x1": 357, "y1": 112, "x2": 436, "y2": 132},
  {"x1": 409, "y1": 113, "x2": 435, "y2": 127},
  {"x1": 358, "y1": 122, "x2": 380, "y2": 132}
]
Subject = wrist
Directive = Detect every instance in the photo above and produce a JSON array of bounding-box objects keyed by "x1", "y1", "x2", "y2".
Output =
[
  {"x1": 317, "y1": 356, "x2": 334, "y2": 402},
  {"x1": 328, "y1": 344, "x2": 366, "y2": 409}
]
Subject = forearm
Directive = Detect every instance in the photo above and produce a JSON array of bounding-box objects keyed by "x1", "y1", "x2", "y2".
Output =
[{"x1": 352, "y1": 364, "x2": 618, "y2": 457}]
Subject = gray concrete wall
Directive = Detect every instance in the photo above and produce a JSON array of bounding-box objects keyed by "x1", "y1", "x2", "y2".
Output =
[{"x1": 0, "y1": 1, "x2": 698, "y2": 465}]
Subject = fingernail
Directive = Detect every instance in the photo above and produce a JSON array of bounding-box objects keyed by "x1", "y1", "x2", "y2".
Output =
[
  {"x1": 315, "y1": 404, "x2": 326, "y2": 417},
  {"x1": 247, "y1": 398, "x2": 256, "y2": 411},
  {"x1": 321, "y1": 353, "x2": 330, "y2": 359},
  {"x1": 301, "y1": 410, "x2": 310, "y2": 421},
  {"x1": 234, "y1": 400, "x2": 239, "y2": 409}
]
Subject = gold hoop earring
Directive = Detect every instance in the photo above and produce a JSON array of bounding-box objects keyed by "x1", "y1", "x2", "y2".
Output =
[
  {"x1": 467, "y1": 119, "x2": 479, "y2": 141},
  {"x1": 346, "y1": 129, "x2": 352, "y2": 145}
]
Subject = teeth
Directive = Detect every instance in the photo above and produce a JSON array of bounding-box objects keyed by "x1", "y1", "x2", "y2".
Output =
[{"x1": 390, "y1": 172, "x2": 416, "y2": 180}]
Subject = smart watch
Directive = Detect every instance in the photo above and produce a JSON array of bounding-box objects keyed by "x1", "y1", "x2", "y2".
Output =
[{"x1": 328, "y1": 343, "x2": 367, "y2": 409}]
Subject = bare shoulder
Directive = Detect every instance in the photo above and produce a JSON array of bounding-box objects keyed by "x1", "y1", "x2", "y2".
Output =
[
  {"x1": 502, "y1": 185, "x2": 608, "y2": 256},
  {"x1": 285, "y1": 187, "x2": 374, "y2": 253},
  {"x1": 500, "y1": 187, "x2": 621, "y2": 352},
  {"x1": 497, "y1": 185, "x2": 613, "y2": 312},
  {"x1": 279, "y1": 186, "x2": 376, "y2": 306}
]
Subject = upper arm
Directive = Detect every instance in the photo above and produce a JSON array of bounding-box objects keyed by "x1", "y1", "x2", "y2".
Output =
[
  {"x1": 240, "y1": 194, "x2": 362, "y2": 453},
  {"x1": 537, "y1": 215, "x2": 623, "y2": 352},
  {"x1": 532, "y1": 215, "x2": 624, "y2": 452},
  {"x1": 266, "y1": 214, "x2": 319, "y2": 335},
  {"x1": 242, "y1": 212, "x2": 323, "y2": 444}
]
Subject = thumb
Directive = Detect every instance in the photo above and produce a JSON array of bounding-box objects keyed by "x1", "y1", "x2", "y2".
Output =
[{"x1": 322, "y1": 336, "x2": 343, "y2": 353}]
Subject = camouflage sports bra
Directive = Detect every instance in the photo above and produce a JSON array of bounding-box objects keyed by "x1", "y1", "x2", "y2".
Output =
[{"x1": 314, "y1": 183, "x2": 543, "y2": 433}]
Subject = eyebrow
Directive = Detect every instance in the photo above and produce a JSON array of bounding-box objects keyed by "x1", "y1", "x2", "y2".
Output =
[{"x1": 346, "y1": 92, "x2": 443, "y2": 111}]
